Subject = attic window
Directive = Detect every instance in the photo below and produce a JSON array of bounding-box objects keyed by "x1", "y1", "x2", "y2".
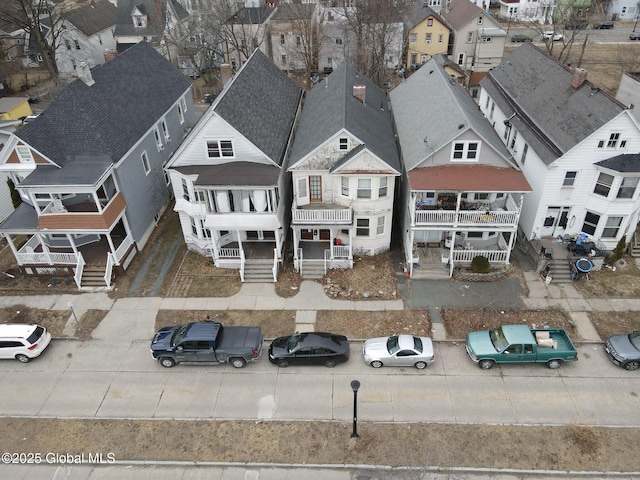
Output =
[
  {"x1": 451, "y1": 141, "x2": 479, "y2": 162},
  {"x1": 427, "y1": 18, "x2": 433, "y2": 26},
  {"x1": 339, "y1": 138, "x2": 349, "y2": 150},
  {"x1": 207, "y1": 140, "x2": 234, "y2": 158},
  {"x1": 16, "y1": 146, "x2": 33, "y2": 163},
  {"x1": 478, "y1": 15, "x2": 484, "y2": 25}
]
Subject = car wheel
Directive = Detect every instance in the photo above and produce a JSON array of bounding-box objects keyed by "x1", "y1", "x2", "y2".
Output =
[
  {"x1": 547, "y1": 359, "x2": 562, "y2": 369},
  {"x1": 15, "y1": 354, "x2": 30, "y2": 363},
  {"x1": 414, "y1": 361, "x2": 427, "y2": 369},
  {"x1": 277, "y1": 359, "x2": 289, "y2": 368},
  {"x1": 324, "y1": 360, "x2": 337, "y2": 368},
  {"x1": 624, "y1": 361, "x2": 640, "y2": 371},
  {"x1": 479, "y1": 359, "x2": 494, "y2": 370},
  {"x1": 230, "y1": 357, "x2": 246, "y2": 369},
  {"x1": 370, "y1": 360, "x2": 383, "y2": 368},
  {"x1": 159, "y1": 357, "x2": 175, "y2": 368}
]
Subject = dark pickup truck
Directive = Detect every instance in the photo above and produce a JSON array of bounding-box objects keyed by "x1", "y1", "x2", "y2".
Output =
[
  {"x1": 466, "y1": 325, "x2": 578, "y2": 369},
  {"x1": 150, "y1": 321, "x2": 263, "y2": 368}
]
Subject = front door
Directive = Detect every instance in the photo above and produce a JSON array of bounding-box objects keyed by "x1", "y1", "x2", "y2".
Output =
[{"x1": 309, "y1": 176, "x2": 322, "y2": 203}]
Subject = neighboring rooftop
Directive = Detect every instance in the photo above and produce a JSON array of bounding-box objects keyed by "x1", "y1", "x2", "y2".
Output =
[{"x1": 65, "y1": 0, "x2": 117, "y2": 36}]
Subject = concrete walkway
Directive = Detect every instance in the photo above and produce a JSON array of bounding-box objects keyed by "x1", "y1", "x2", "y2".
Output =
[{"x1": 0, "y1": 269, "x2": 632, "y2": 342}]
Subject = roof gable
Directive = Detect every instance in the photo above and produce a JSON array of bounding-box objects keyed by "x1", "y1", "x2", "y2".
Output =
[
  {"x1": 390, "y1": 57, "x2": 514, "y2": 172},
  {"x1": 214, "y1": 49, "x2": 301, "y2": 165},
  {"x1": 288, "y1": 62, "x2": 400, "y2": 173},
  {"x1": 481, "y1": 43, "x2": 627, "y2": 161},
  {"x1": 65, "y1": 0, "x2": 117, "y2": 37},
  {"x1": 441, "y1": 0, "x2": 497, "y2": 29},
  {"x1": 15, "y1": 41, "x2": 192, "y2": 168}
]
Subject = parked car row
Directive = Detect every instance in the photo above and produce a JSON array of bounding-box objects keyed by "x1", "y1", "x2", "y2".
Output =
[{"x1": 2, "y1": 321, "x2": 637, "y2": 373}]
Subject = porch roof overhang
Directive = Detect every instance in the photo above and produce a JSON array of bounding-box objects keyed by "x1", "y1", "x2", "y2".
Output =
[
  {"x1": 175, "y1": 162, "x2": 280, "y2": 187},
  {"x1": 19, "y1": 156, "x2": 113, "y2": 187},
  {"x1": 0, "y1": 203, "x2": 39, "y2": 233},
  {"x1": 408, "y1": 165, "x2": 531, "y2": 192}
]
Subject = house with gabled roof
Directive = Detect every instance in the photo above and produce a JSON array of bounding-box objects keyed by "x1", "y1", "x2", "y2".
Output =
[
  {"x1": 0, "y1": 41, "x2": 195, "y2": 289},
  {"x1": 405, "y1": 3, "x2": 451, "y2": 69},
  {"x1": 165, "y1": 49, "x2": 302, "y2": 282},
  {"x1": 480, "y1": 42, "x2": 640, "y2": 255},
  {"x1": 269, "y1": 3, "x2": 317, "y2": 73},
  {"x1": 114, "y1": 0, "x2": 189, "y2": 62},
  {"x1": 55, "y1": 0, "x2": 118, "y2": 77},
  {"x1": 441, "y1": 0, "x2": 507, "y2": 74},
  {"x1": 390, "y1": 57, "x2": 530, "y2": 279},
  {"x1": 287, "y1": 63, "x2": 401, "y2": 278},
  {"x1": 226, "y1": 6, "x2": 275, "y2": 71}
]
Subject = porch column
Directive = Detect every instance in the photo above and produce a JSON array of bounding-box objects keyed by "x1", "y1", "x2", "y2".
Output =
[
  {"x1": 92, "y1": 192, "x2": 103, "y2": 213},
  {"x1": 37, "y1": 233, "x2": 54, "y2": 265},
  {"x1": 348, "y1": 229, "x2": 353, "y2": 260},
  {"x1": 505, "y1": 230, "x2": 516, "y2": 264},
  {"x1": 105, "y1": 233, "x2": 117, "y2": 262},
  {"x1": 4, "y1": 234, "x2": 21, "y2": 266},
  {"x1": 274, "y1": 230, "x2": 282, "y2": 259}
]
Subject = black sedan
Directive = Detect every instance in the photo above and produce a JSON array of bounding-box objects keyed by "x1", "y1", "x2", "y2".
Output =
[
  {"x1": 269, "y1": 332, "x2": 350, "y2": 367},
  {"x1": 605, "y1": 332, "x2": 640, "y2": 371}
]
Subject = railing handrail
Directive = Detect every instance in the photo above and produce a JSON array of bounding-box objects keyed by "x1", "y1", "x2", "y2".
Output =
[
  {"x1": 104, "y1": 253, "x2": 115, "y2": 287},
  {"x1": 272, "y1": 248, "x2": 278, "y2": 282},
  {"x1": 239, "y1": 249, "x2": 245, "y2": 282},
  {"x1": 74, "y1": 252, "x2": 86, "y2": 289}
]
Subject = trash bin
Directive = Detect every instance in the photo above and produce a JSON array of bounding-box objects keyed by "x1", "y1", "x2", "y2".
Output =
[{"x1": 204, "y1": 93, "x2": 213, "y2": 104}]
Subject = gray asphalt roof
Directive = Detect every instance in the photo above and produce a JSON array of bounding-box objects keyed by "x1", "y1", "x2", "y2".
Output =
[
  {"x1": 114, "y1": 0, "x2": 188, "y2": 37},
  {"x1": 288, "y1": 62, "x2": 400, "y2": 172},
  {"x1": 480, "y1": 43, "x2": 626, "y2": 165},
  {"x1": 0, "y1": 203, "x2": 38, "y2": 232},
  {"x1": 390, "y1": 57, "x2": 513, "y2": 172},
  {"x1": 175, "y1": 163, "x2": 280, "y2": 187},
  {"x1": 15, "y1": 41, "x2": 192, "y2": 185},
  {"x1": 66, "y1": 0, "x2": 117, "y2": 37},
  {"x1": 595, "y1": 153, "x2": 640, "y2": 173},
  {"x1": 214, "y1": 49, "x2": 301, "y2": 166}
]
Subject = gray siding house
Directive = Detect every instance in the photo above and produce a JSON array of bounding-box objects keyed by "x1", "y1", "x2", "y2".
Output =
[{"x1": 0, "y1": 42, "x2": 195, "y2": 289}]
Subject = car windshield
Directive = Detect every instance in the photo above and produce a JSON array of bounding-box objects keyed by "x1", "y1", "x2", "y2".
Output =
[
  {"x1": 287, "y1": 332, "x2": 303, "y2": 353},
  {"x1": 489, "y1": 328, "x2": 509, "y2": 352},
  {"x1": 629, "y1": 332, "x2": 640, "y2": 350},
  {"x1": 172, "y1": 325, "x2": 189, "y2": 346},
  {"x1": 387, "y1": 335, "x2": 400, "y2": 354}
]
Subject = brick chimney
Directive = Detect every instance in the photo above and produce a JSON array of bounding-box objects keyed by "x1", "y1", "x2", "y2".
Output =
[
  {"x1": 571, "y1": 67, "x2": 588, "y2": 89},
  {"x1": 220, "y1": 63, "x2": 233, "y2": 85},
  {"x1": 103, "y1": 49, "x2": 117, "y2": 62},
  {"x1": 353, "y1": 84, "x2": 366, "y2": 104}
]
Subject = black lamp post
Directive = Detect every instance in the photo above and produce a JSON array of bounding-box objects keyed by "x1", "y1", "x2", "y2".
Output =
[
  {"x1": 634, "y1": 15, "x2": 640, "y2": 32},
  {"x1": 350, "y1": 380, "x2": 360, "y2": 438}
]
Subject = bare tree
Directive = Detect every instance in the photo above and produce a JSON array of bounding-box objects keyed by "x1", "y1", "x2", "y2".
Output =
[
  {"x1": 332, "y1": 0, "x2": 411, "y2": 85},
  {"x1": 0, "y1": 0, "x2": 72, "y2": 79}
]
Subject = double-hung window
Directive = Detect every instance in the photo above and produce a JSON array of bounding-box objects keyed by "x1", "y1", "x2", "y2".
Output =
[
  {"x1": 594, "y1": 172, "x2": 613, "y2": 197},
  {"x1": 376, "y1": 216, "x2": 385, "y2": 235},
  {"x1": 617, "y1": 177, "x2": 638, "y2": 199},
  {"x1": 378, "y1": 177, "x2": 388, "y2": 197},
  {"x1": 582, "y1": 211, "x2": 600, "y2": 235},
  {"x1": 356, "y1": 218, "x2": 369, "y2": 236},
  {"x1": 602, "y1": 216, "x2": 623, "y2": 238},
  {"x1": 357, "y1": 179, "x2": 371, "y2": 199},
  {"x1": 341, "y1": 177, "x2": 349, "y2": 197},
  {"x1": 563, "y1": 171, "x2": 577, "y2": 187},
  {"x1": 154, "y1": 128, "x2": 163, "y2": 151},
  {"x1": 160, "y1": 120, "x2": 170, "y2": 141},
  {"x1": 451, "y1": 142, "x2": 479, "y2": 161},
  {"x1": 207, "y1": 140, "x2": 234, "y2": 158},
  {"x1": 141, "y1": 151, "x2": 150, "y2": 174}
]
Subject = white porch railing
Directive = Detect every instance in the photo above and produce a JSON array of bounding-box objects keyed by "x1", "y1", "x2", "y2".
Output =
[
  {"x1": 239, "y1": 250, "x2": 245, "y2": 282},
  {"x1": 74, "y1": 252, "x2": 86, "y2": 288},
  {"x1": 104, "y1": 253, "x2": 115, "y2": 287},
  {"x1": 219, "y1": 247, "x2": 241, "y2": 258},
  {"x1": 291, "y1": 207, "x2": 352, "y2": 224},
  {"x1": 414, "y1": 209, "x2": 518, "y2": 227},
  {"x1": 332, "y1": 245, "x2": 350, "y2": 258},
  {"x1": 450, "y1": 249, "x2": 509, "y2": 263},
  {"x1": 17, "y1": 249, "x2": 77, "y2": 265},
  {"x1": 272, "y1": 248, "x2": 278, "y2": 282}
]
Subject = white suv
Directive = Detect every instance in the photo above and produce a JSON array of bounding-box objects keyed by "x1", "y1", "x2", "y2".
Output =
[{"x1": 0, "y1": 324, "x2": 51, "y2": 363}]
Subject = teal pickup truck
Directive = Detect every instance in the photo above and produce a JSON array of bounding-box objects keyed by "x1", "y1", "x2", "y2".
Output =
[{"x1": 466, "y1": 325, "x2": 578, "y2": 369}]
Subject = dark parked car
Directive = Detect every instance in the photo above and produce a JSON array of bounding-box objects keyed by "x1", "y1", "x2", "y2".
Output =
[
  {"x1": 565, "y1": 21, "x2": 588, "y2": 30},
  {"x1": 593, "y1": 21, "x2": 614, "y2": 29},
  {"x1": 268, "y1": 332, "x2": 350, "y2": 367},
  {"x1": 631, "y1": 32, "x2": 640, "y2": 40},
  {"x1": 511, "y1": 34, "x2": 533, "y2": 43},
  {"x1": 605, "y1": 332, "x2": 640, "y2": 371}
]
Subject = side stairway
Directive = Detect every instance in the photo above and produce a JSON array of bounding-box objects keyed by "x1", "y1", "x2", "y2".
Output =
[
  {"x1": 546, "y1": 258, "x2": 572, "y2": 283},
  {"x1": 243, "y1": 259, "x2": 275, "y2": 283},
  {"x1": 632, "y1": 231, "x2": 640, "y2": 257}
]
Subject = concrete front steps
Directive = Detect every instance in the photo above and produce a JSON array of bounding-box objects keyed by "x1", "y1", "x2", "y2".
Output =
[
  {"x1": 546, "y1": 258, "x2": 572, "y2": 283},
  {"x1": 299, "y1": 260, "x2": 325, "y2": 280},
  {"x1": 243, "y1": 259, "x2": 275, "y2": 283},
  {"x1": 80, "y1": 266, "x2": 111, "y2": 289}
]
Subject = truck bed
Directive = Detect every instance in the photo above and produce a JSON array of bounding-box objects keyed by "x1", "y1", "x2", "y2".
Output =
[{"x1": 217, "y1": 326, "x2": 263, "y2": 351}]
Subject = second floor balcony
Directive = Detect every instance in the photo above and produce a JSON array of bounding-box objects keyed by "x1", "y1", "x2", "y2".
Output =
[
  {"x1": 291, "y1": 200, "x2": 353, "y2": 225},
  {"x1": 38, "y1": 192, "x2": 127, "y2": 230},
  {"x1": 412, "y1": 194, "x2": 520, "y2": 229}
]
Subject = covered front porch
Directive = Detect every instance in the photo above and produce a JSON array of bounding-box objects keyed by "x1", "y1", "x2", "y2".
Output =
[
  {"x1": 0, "y1": 204, "x2": 135, "y2": 289},
  {"x1": 292, "y1": 227, "x2": 354, "y2": 278}
]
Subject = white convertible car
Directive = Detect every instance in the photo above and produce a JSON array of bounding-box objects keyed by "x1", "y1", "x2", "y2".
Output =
[{"x1": 363, "y1": 335, "x2": 435, "y2": 369}]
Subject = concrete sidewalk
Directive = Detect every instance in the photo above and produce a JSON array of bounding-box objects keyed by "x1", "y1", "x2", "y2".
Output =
[{"x1": 0, "y1": 270, "x2": 632, "y2": 342}]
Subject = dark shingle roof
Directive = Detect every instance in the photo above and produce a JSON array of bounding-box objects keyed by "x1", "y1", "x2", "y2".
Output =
[
  {"x1": 228, "y1": 6, "x2": 275, "y2": 25},
  {"x1": 481, "y1": 43, "x2": 626, "y2": 165},
  {"x1": 214, "y1": 49, "x2": 301, "y2": 165},
  {"x1": 270, "y1": 3, "x2": 315, "y2": 21},
  {"x1": 390, "y1": 57, "x2": 514, "y2": 172},
  {"x1": 16, "y1": 41, "x2": 192, "y2": 177},
  {"x1": 66, "y1": 0, "x2": 117, "y2": 37},
  {"x1": 288, "y1": 63, "x2": 400, "y2": 173},
  {"x1": 595, "y1": 153, "x2": 640, "y2": 173}
]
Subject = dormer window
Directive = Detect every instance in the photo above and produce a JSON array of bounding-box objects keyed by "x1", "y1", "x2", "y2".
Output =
[{"x1": 131, "y1": 7, "x2": 148, "y2": 29}]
